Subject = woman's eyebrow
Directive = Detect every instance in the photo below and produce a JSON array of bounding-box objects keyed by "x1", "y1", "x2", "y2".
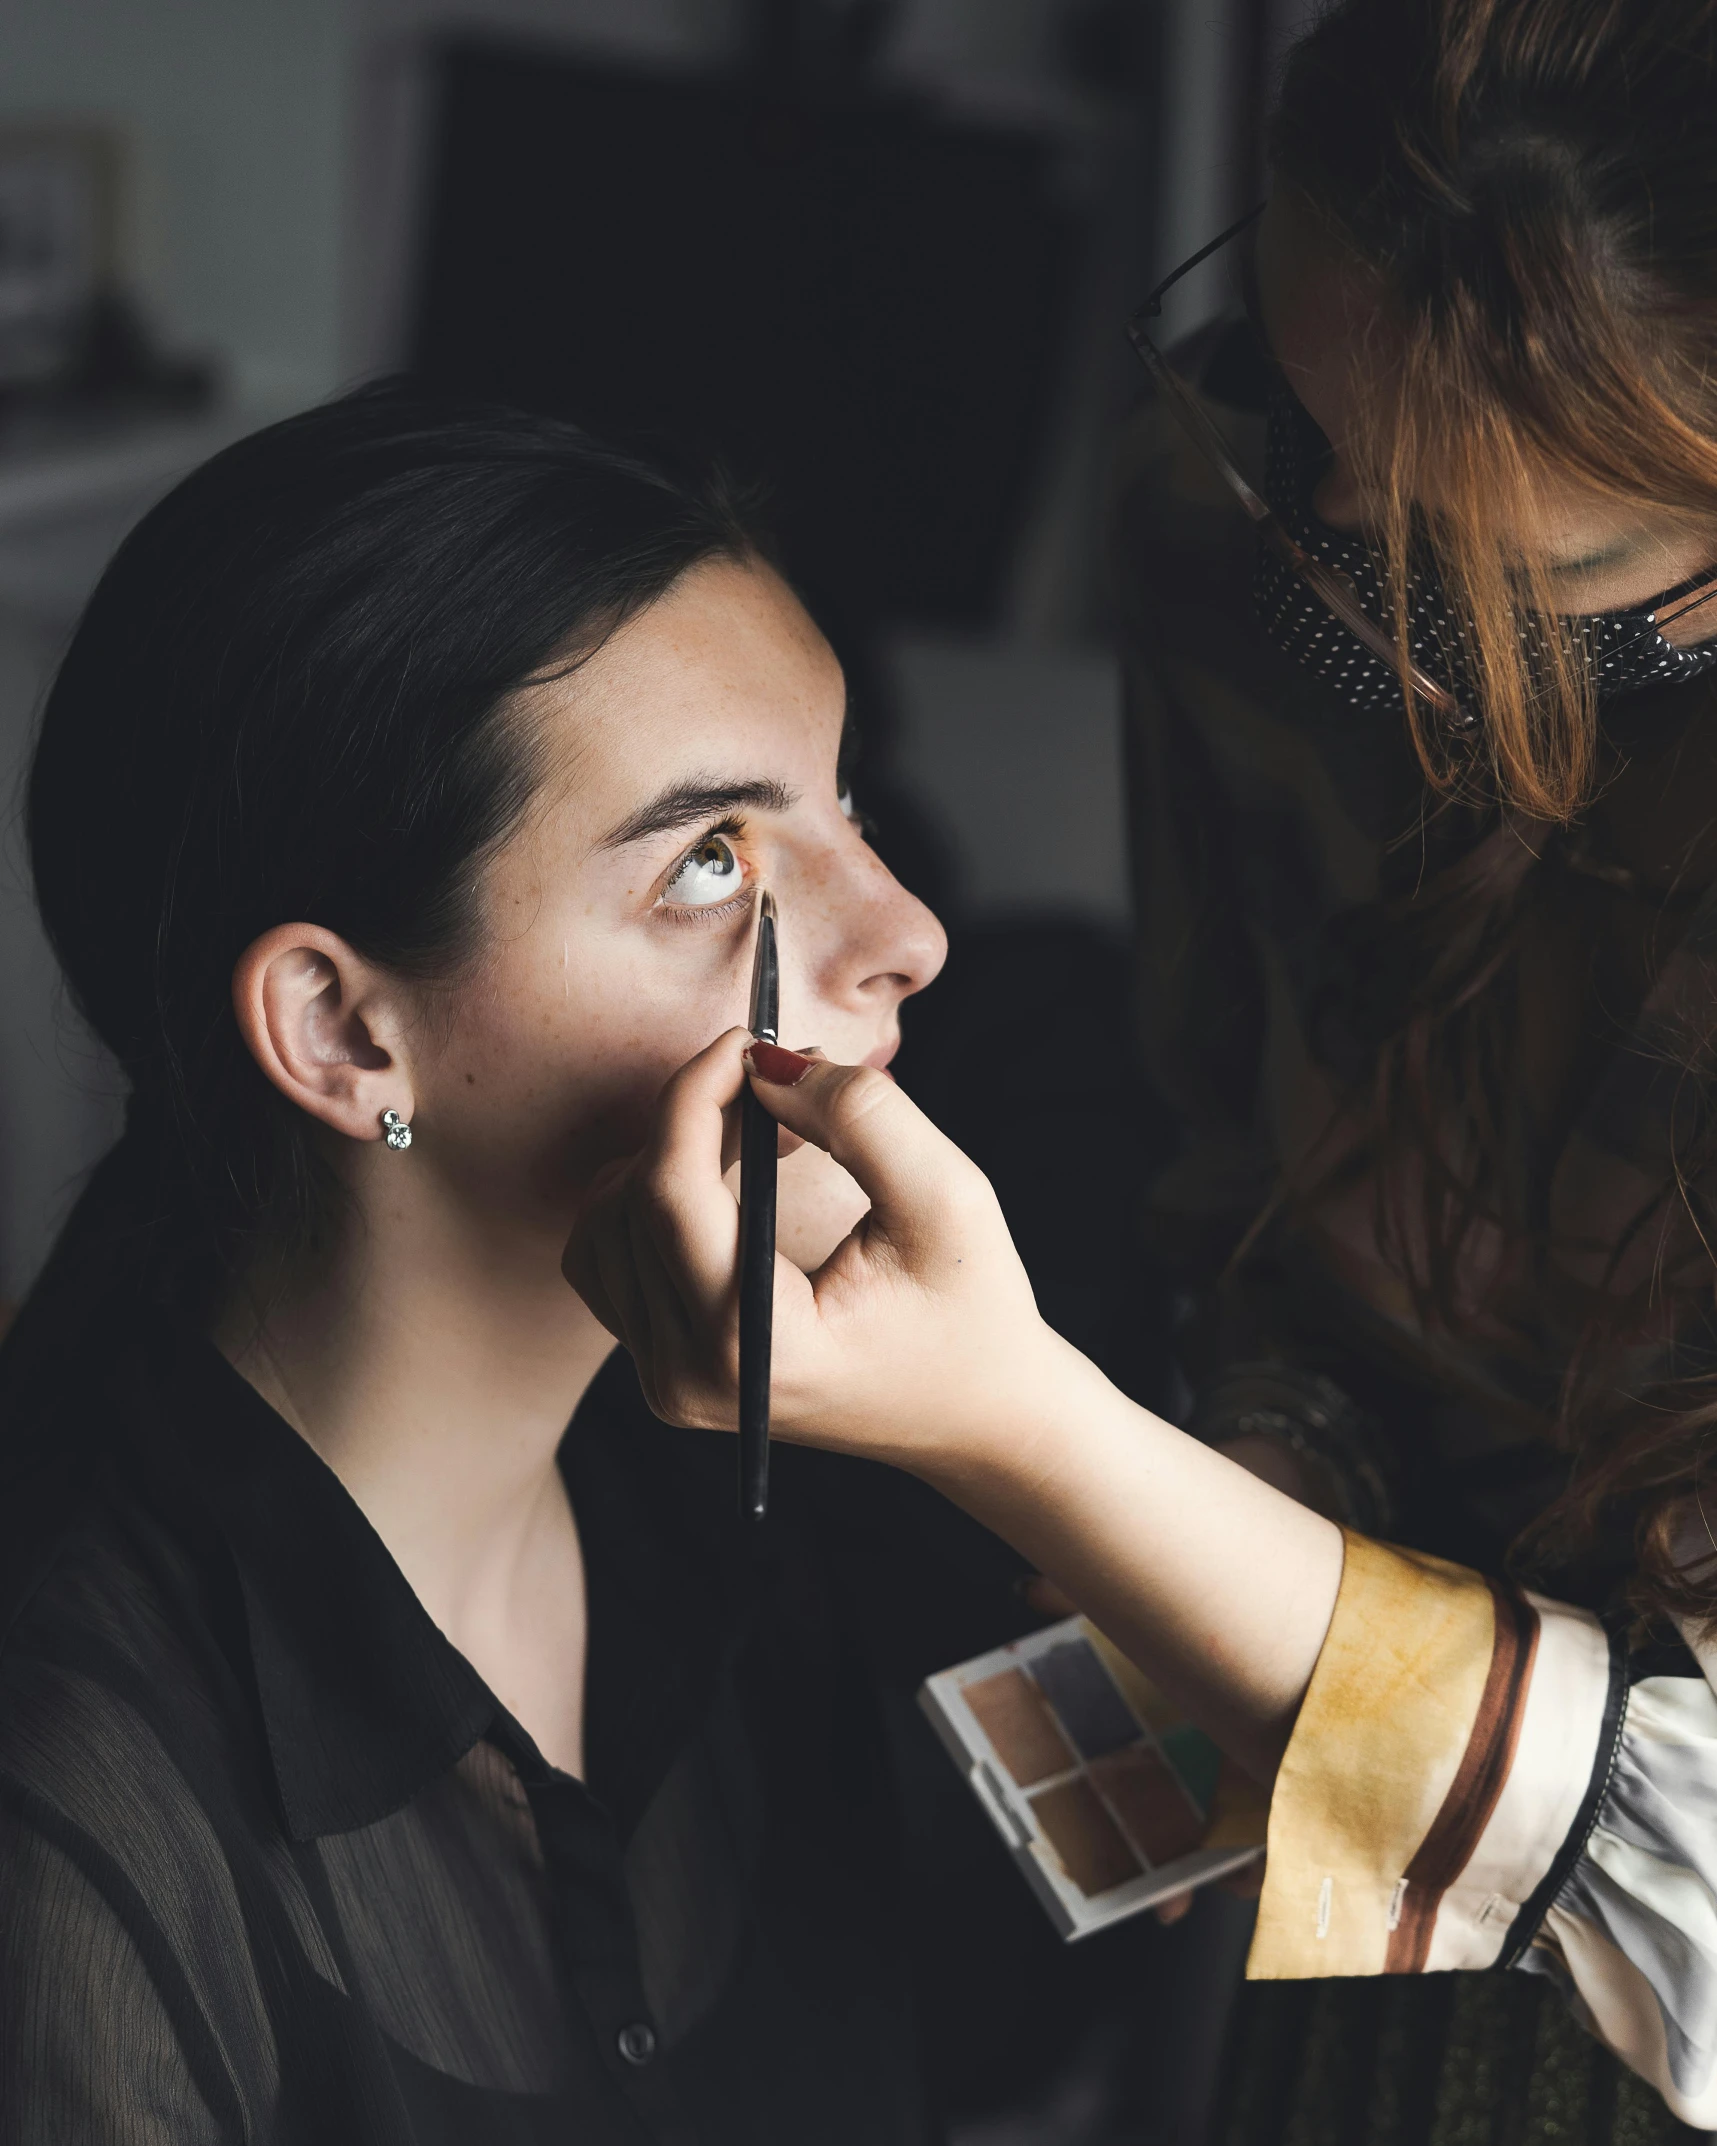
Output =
[{"x1": 598, "y1": 777, "x2": 796, "y2": 850}]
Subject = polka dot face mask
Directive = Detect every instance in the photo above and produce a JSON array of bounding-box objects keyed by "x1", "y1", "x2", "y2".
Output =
[{"x1": 1254, "y1": 380, "x2": 1717, "y2": 720}]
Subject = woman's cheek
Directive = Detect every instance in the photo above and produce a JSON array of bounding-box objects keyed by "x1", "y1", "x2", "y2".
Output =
[{"x1": 548, "y1": 1041, "x2": 702, "y2": 1184}]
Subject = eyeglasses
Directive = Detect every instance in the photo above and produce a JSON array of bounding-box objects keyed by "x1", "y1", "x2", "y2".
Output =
[{"x1": 1125, "y1": 204, "x2": 1463, "y2": 723}]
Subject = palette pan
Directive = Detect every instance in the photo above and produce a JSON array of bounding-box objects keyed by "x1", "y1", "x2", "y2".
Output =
[{"x1": 920, "y1": 1615, "x2": 1265, "y2": 1941}]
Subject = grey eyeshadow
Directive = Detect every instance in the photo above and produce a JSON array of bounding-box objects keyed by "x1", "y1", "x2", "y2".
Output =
[{"x1": 1028, "y1": 1642, "x2": 1141, "y2": 1761}]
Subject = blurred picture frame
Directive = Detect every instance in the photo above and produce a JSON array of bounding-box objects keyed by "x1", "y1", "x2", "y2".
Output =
[{"x1": 0, "y1": 126, "x2": 118, "y2": 391}]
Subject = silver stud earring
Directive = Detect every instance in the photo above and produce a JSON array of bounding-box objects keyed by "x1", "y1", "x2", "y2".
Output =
[{"x1": 381, "y1": 1109, "x2": 413, "y2": 1151}]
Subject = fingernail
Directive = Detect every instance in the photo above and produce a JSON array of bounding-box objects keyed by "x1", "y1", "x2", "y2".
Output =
[{"x1": 746, "y1": 1041, "x2": 814, "y2": 1086}]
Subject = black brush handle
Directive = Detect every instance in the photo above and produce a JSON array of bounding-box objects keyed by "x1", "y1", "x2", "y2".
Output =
[{"x1": 737, "y1": 1083, "x2": 777, "y2": 1520}]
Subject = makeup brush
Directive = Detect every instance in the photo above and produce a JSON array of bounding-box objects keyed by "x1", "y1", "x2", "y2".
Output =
[{"x1": 738, "y1": 891, "x2": 779, "y2": 1520}]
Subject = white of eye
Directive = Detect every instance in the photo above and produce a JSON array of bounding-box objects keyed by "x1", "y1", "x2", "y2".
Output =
[
  {"x1": 662, "y1": 832, "x2": 743, "y2": 908},
  {"x1": 838, "y1": 784, "x2": 856, "y2": 820}
]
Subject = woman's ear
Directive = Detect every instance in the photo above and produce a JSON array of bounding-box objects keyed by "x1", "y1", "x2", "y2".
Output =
[{"x1": 232, "y1": 924, "x2": 414, "y2": 1146}]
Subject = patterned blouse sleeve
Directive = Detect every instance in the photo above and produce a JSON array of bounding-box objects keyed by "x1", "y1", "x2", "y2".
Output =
[
  {"x1": 1248, "y1": 1530, "x2": 1717, "y2": 2127},
  {"x1": 0, "y1": 1789, "x2": 230, "y2": 2144}
]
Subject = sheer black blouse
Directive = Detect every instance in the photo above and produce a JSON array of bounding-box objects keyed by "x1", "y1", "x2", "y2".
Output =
[{"x1": 0, "y1": 1322, "x2": 1014, "y2": 2144}]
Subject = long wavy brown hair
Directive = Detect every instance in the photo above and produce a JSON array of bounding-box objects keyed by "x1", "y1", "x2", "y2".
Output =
[{"x1": 1270, "y1": 0, "x2": 1717, "y2": 1623}]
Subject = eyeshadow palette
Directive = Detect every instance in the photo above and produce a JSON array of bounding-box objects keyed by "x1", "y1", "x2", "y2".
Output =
[{"x1": 919, "y1": 1615, "x2": 1266, "y2": 1940}]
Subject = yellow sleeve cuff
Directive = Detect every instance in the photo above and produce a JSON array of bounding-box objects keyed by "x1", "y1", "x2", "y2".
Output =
[{"x1": 1248, "y1": 1530, "x2": 1498, "y2": 1979}]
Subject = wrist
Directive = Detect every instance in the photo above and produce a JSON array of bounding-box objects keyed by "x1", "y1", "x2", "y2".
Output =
[{"x1": 913, "y1": 1325, "x2": 1121, "y2": 1506}]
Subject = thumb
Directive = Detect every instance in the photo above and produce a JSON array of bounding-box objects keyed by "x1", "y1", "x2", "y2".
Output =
[{"x1": 743, "y1": 1042, "x2": 988, "y2": 1251}]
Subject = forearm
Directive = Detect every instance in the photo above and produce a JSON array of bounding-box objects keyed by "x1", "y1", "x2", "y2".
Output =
[{"x1": 917, "y1": 1331, "x2": 1345, "y2": 1782}]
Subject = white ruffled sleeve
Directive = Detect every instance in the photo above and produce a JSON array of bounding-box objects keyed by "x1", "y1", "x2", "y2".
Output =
[{"x1": 1246, "y1": 1530, "x2": 1717, "y2": 2126}]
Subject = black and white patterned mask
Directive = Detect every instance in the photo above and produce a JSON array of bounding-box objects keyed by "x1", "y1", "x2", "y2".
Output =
[{"x1": 1253, "y1": 381, "x2": 1717, "y2": 718}]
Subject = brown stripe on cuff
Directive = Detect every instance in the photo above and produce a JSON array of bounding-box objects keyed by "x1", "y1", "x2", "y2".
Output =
[{"x1": 1384, "y1": 1579, "x2": 1540, "y2": 1973}]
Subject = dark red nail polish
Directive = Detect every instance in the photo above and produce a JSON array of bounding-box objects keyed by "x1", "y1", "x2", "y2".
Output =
[{"x1": 747, "y1": 1041, "x2": 814, "y2": 1086}]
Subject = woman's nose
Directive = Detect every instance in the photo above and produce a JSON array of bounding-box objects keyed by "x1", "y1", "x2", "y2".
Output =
[{"x1": 806, "y1": 837, "x2": 948, "y2": 1016}]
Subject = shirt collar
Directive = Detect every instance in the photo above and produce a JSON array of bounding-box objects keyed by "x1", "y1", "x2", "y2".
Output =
[{"x1": 132, "y1": 1323, "x2": 497, "y2": 1841}]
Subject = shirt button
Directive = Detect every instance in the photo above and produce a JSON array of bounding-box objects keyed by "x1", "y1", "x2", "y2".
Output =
[{"x1": 617, "y1": 2022, "x2": 657, "y2": 2067}]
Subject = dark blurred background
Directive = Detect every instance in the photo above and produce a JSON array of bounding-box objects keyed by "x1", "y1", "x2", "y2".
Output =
[{"x1": 0, "y1": 3, "x2": 1312, "y2": 2137}]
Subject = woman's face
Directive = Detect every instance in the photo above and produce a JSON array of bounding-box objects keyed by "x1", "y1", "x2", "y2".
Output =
[
  {"x1": 406, "y1": 556, "x2": 945, "y2": 1258},
  {"x1": 1254, "y1": 190, "x2": 1717, "y2": 640}
]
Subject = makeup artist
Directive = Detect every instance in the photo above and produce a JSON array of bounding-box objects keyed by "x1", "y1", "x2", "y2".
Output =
[{"x1": 567, "y1": 1, "x2": 1717, "y2": 2138}]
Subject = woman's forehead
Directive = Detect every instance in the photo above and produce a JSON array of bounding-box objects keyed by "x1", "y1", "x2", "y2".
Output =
[
  {"x1": 515, "y1": 558, "x2": 846, "y2": 840},
  {"x1": 574, "y1": 559, "x2": 835, "y2": 727}
]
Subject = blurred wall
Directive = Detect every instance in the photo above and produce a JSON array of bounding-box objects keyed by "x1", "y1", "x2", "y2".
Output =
[
  {"x1": 3, "y1": 0, "x2": 350, "y2": 405},
  {"x1": 1153, "y1": 0, "x2": 1320, "y2": 341},
  {"x1": 0, "y1": 0, "x2": 1320, "y2": 436}
]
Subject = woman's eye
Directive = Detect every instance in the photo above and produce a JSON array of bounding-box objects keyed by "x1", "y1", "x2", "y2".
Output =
[
  {"x1": 662, "y1": 832, "x2": 744, "y2": 908},
  {"x1": 838, "y1": 784, "x2": 856, "y2": 821}
]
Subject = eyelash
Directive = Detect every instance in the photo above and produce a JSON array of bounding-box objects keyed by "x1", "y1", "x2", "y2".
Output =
[{"x1": 655, "y1": 816, "x2": 757, "y2": 927}]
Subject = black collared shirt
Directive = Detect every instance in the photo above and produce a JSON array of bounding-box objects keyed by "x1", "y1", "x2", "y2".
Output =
[{"x1": 0, "y1": 1323, "x2": 1022, "y2": 2143}]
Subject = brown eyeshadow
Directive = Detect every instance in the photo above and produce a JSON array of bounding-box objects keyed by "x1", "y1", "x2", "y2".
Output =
[
  {"x1": 1089, "y1": 1747, "x2": 1205, "y2": 1867},
  {"x1": 1027, "y1": 1778, "x2": 1140, "y2": 1896},
  {"x1": 962, "y1": 1669, "x2": 1076, "y2": 1787}
]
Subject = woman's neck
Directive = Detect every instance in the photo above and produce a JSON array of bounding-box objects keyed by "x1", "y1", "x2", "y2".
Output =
[{"x1": 214, "y1": 1193, "x2": 613, "y2": 1773}]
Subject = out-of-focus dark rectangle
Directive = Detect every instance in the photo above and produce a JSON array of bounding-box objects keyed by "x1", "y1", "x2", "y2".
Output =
[{"x1": 407, "y1": 37, "x2": 1078, "y2": 628}]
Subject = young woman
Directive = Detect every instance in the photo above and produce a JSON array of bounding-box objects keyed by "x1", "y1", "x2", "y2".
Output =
[
  {"x1": 567, "y1": 2, "x2": 1717, "y2": 2140},
  {"x1": 0, "y1": 386, "x2": 983, "y2": 2143}
]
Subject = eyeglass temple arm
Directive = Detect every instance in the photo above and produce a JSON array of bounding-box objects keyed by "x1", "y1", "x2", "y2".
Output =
[
  {"x1": 1126, "y1": 333, "x2": 1274, "y2": 525},
  {"x1": 1654, "y1": 578, "x2": 1717, "y2": 630},
  {"x1": 1127, "y1": 199, "x2": 1461, "y2": 723},
  {"x1": 1127, "y1": 202, "x2": 1274, "y2": 522},
  {"x1": 1138, "y1": 201, "x2": 1268, "y2": 321}
]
